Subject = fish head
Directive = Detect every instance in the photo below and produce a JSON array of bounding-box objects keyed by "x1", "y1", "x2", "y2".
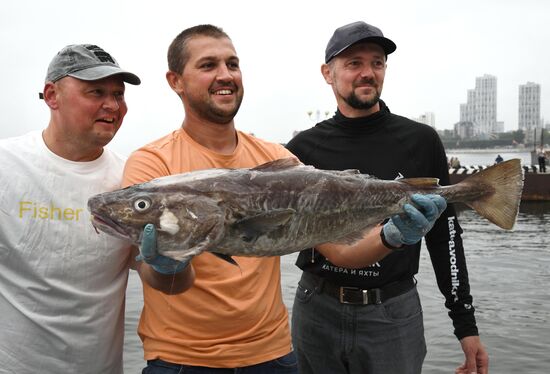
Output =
[
  {"x1": 87, "y1": 182, "x2": 225, "y2": 257},
  {"x1": 87, "y1": 185, "x2": 166, "y2": 244}
]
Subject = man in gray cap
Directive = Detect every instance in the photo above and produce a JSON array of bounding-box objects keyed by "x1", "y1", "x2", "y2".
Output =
[
  {"x1": 0, "y1": 44, "x2": 140, "y2": 373},
  {"x1": 287, "y1": 21, "x2": 489, "y2": 374}
]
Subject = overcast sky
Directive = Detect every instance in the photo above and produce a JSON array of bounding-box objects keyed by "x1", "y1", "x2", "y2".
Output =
[{"x1": 1, "y1": 0, "x2": 548, "y2": 156}]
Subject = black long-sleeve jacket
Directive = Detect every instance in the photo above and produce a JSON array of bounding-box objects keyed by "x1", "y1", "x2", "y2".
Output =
[{"x1": 286, "y1": 101, "x2": 478, "y2": 339}]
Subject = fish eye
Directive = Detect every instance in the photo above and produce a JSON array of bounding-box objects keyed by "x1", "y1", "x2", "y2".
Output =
[{"x1": 133, "y1": 197, "x2": 152, "y2": 212}]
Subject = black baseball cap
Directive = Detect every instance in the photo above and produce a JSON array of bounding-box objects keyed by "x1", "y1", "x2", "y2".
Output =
[{"x1": 325, "y1": 21, "x2": 397, "y2": 63}]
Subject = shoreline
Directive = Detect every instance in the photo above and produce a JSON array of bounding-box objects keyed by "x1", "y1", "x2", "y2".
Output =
[{"x1": 446, "y1": 148, "x2": 532, "y2": 154}]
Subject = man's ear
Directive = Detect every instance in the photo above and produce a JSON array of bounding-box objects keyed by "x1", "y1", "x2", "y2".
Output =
[
  {"x1": 166, "y1": 71, "x2": 184, "y2": 96},
  {"x1": 321, "y1": 63, "x2": 333, "y2": 85},
  {"x1": 42, "y1": 82, "x2": 59, "y2": 109}
]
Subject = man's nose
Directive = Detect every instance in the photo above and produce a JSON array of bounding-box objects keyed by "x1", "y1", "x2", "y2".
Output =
[
  {"x1": 103, "y1": 95, "x2": 121, "y2": 111},
  {"x1": 359, "y1": 64, "x2": 375, "y2": 79},
  {"x1": 216, "y1": 64, "x2": 233, "y2": 81}
]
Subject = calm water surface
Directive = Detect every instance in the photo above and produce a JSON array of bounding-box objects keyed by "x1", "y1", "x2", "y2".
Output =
[{"x1": 123, "y1": 172, "x2": 549, "y2": 374}]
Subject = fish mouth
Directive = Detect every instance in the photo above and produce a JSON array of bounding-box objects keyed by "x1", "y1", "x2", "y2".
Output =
[{"x1": 91, "y1": 215, "x2": 130, "y2": 239}]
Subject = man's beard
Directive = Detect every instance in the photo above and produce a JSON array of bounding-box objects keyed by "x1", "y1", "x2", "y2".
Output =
[
  {"x1": 188, "y1": 89, "x2": 243, "y2": 125},
  {"x1": 342, "y1": 77, "x2": 382, "y2": 110},
  {"x1": 201, "y1": 101, "x2": 242, "y2": 124},
  {"x1": 344, "y1": 90, "x2": 381, "y2": 110}
]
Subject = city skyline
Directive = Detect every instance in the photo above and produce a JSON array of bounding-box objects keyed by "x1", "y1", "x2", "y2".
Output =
[{"x1": 454, "y1": 77, "x2": 546, "y2": 141}]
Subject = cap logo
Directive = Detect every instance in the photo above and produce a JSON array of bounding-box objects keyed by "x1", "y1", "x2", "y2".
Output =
[{"x1": 85, "y1": 45, "x2": 115, "y2": 64}]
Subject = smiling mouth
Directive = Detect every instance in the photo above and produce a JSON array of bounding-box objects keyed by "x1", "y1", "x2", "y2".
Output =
[
  {"x1": 356, "y1": 84, "x2": 376, "y2": 89},
  {"x1": 212, "y1": 89, "x2": 233, "y2": 95},
  {"x1": 96, "y1": 118, "x2": 116, "y2": 124}
]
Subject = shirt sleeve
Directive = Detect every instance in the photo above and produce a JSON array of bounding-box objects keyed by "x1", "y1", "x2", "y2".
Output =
[
  {"x1": 122, "y1": 148, "x2": 170, "y2": 188},
  {"x1": 425, "y1": 135, "x2": 479, "y2": 340}
]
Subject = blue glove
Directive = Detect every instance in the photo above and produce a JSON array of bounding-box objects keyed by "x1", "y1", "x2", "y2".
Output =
[
  {"x1": 136, "y1": 223, "x2": 189, "y2": 274},
  {"x1": 382, "y1": 194, "x2": 447, "y2": 248}
]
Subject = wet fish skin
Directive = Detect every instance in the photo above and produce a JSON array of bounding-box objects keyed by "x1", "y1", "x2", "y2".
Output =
[{"x1": 87, "y1": 158, "x2": 524, "y2": 262}]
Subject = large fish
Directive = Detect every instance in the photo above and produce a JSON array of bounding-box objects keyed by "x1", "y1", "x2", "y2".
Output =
[{"x1": 88, "y1": 158, "x2": 524, "y2": 262}]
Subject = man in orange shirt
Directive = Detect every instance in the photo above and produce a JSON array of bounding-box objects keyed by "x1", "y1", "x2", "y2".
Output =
[
  {"x1": 124, "y1": 24, "x2": 445, "y2": 373},
  {"x1": 123, "y1": 24, "x2": 298, "y2": 373}
]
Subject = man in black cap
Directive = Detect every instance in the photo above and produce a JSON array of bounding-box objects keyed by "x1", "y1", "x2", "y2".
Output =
[
  {"x1": 0, "y1": 44, "x2": 140, "y2": 373},
  {"x1": 287, "y1": 21, "x2": 489, "y2": 374}
]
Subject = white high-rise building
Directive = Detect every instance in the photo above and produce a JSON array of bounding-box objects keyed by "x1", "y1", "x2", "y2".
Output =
[
  {"x1": 412, "y1": 112, "x2": 435, "y2": 128},
  {"x1": 459, "y1": 74, "x2": 498, "y2": 135},
  {"x1": 518, "y1": 82, "x2": 541, "y2": 132},
  {"x1": 460, "y1": 89, "x2": 476, "y2": 125}
]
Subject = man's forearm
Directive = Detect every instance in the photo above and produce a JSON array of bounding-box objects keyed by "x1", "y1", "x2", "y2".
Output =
[{"x1": 316, "y1": 226, "x2": 391, "y2": 268}]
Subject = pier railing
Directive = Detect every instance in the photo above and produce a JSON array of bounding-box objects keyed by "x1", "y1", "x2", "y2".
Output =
[{"x1": 449, "y1": 164, "x2": 545, "y2": 174}]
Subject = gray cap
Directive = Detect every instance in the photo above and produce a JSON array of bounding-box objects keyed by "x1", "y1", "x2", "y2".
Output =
[
  {"x1": 45, "y1": 44, "x2": 141, "y2": 85},
  {"x1": 325, "y1": 21, "x2": 396, "y2": 63}
]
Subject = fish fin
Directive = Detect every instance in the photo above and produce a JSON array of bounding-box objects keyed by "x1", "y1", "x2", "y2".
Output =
[
  {"x1": 212, "y1": 252, "x2": 239, "y2": 266},
  {"x1": 460, "y1": 159, "x2": 524, "y2": 230},
  {"x1": 251, "y1": 157, "x2": 301, "y2": 171},
  {"x1": 235, "y1": 209, "x2": 295, "y2": 243},
  {"x1": 399, "y1": 177, "x2": 440, "y2": 187}
]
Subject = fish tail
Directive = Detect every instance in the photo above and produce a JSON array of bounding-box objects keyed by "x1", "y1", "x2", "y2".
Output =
[{"x1": 459, "y1": 159, "x2": 524, "y2": 229}]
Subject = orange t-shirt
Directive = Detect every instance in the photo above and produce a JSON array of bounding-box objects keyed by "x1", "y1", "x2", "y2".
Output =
[{"x1": 123, "y1": 128, "x2": 294, "y2": 367}]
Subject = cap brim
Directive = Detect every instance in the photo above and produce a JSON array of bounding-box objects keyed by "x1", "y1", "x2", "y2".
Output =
[
  {"x1": 368, "y1": 36, "x2": 397, "y2": 55},
  {"x1": 327, "y1": 36, "x2": 397, "y2": 63},
  {"x1": 69, "y1": 65, "x2": 141, "y2": 85}
]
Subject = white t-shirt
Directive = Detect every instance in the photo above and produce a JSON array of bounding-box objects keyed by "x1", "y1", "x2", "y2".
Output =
[{"x1": 0, "y1": 131, "x2": 132, "y2": 373}]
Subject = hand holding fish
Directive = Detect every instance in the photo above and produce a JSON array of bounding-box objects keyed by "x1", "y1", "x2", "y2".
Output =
[
  {"x1": 382, "y1": 194, "x2": 447, "y2": 249},
  {"x1": 137, "y1": 224, "x2": 190, "y2": 274}
]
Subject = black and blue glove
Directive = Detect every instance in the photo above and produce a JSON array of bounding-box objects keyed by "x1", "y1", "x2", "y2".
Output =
[
  {"x1": 136, "y1": 223, "x2": 190, "y2": 274},
  {"x1": 382, "y1": 194, "x2": 447, "y2": 249}
]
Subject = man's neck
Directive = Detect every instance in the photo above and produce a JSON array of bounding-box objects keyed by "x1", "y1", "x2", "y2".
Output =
[
  {"x1": 182, "y1": 118, "x2": 238, "y2": 155},
  {"x1": 42, "y1": 126, "x2": 103, "y2": 162}
]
